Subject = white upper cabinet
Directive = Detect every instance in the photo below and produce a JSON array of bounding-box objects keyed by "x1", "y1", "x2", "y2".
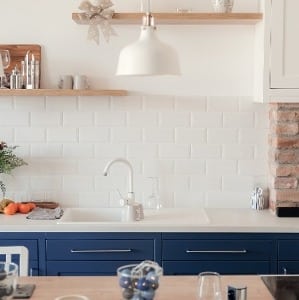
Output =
[
  {"x1": 270, "y1": 0, "x2": 299, "y2": 89},
  {"x1": 256, "y1": 0, "x2": 299, "y2": 102}
]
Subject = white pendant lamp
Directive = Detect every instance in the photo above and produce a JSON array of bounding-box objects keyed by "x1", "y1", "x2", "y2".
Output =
[{"x1": 116, "y1": 5, "x2": 180, "y2": 76}]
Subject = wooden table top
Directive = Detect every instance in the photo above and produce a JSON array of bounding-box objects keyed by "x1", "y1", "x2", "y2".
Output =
[{"x1": 19, "y1": 275, "x2": 273, "y2": 300}]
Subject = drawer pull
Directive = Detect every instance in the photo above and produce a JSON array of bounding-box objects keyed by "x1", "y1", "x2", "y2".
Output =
[
  {"x1": 186, "y1": 249, "x2": 247, "y2": 254},
  {"x1": 70, "y1": 249, "x2": 132, "y2": 253}
]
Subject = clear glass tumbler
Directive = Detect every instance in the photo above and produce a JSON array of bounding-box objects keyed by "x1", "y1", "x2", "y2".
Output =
[
  {"x1": 197, "y1": 271, "x2": 223, "y2": 300},
  {"x1": 0, "y1": 262, "x2": 18, "y2": 300}
]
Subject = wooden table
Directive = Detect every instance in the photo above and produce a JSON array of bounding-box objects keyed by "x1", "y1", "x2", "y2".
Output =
[{"x1": 19, "y1": 275, "x2": 273, "y2": 300}]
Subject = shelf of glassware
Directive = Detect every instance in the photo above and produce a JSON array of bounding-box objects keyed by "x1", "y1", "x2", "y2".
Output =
[
  {"x1": 72, "y1": 12, "x2": 263, "y2": 25},
  {"x1": 0, "y1": 89, "x2": 128, "y2": 97}
]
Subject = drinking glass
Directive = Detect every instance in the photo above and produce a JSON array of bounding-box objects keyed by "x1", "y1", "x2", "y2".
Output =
[
  {"x1": 0, "y1": 262, "x2": 18, "y2": 300},
  {"x1": 197, "y1": 272, "x2": 223, "y2": 300},
  {"x1": 0, "y1": 50, "x2": 11, "y2": 89}
]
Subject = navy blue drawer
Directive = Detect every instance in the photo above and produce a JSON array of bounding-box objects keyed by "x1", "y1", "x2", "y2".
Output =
[
  {"x1": 47, "y1": 260, "x2": 142, "y2": 276},
  {"x1": 46, "y1": 239, "x2": 155, "y2": 260},
  {"x1": 163, "y1": 240, "x2": 274, "y2": 260},
  {"x1": 163, "y1": 261, "x2": 272, "y2": 275},
  {"x1": 278, "y1": 240, "x2": 299, "y2": 260}
]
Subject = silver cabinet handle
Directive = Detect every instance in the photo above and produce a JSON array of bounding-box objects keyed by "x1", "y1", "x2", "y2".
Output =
[
  {"x1": 186, "y1": 249, "x2": 247, "y2": 254},
  {"x1": 70, "y1": 249, "x2": 132, "y2": 253}
]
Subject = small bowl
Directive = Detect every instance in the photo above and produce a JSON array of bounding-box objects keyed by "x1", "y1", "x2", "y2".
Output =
[
  {"x1": 54, "y1": 295, "x2": 89, "y2": 300},
  {"x1": 117, "y1": 261, "x2": 163, "y2": 300}
]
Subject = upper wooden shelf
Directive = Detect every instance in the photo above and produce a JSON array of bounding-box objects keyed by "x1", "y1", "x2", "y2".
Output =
[
  {"x1": 72, "y1": 12, "x2": 263, "y2": 25},
  {"x1": 0, "y1": 89, "x2": 128, "y2": 97}
]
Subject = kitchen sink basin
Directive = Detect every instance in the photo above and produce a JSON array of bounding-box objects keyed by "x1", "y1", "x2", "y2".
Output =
[
  {"x1": 57, "y1": 208, "x2": 123, "y2": 224},
  {"x1": 57, "y1": 207, "x2": 209, "y2": 225}
]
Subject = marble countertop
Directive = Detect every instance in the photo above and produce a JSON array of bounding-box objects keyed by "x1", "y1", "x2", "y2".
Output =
[{"x1": 0, "y1": 207, "x2": 299, "y2": 233}]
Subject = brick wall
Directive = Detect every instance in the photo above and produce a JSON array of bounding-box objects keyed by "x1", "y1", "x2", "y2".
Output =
[{"x1": 269, "y1": 103, "x2": 299, "y2": 211}]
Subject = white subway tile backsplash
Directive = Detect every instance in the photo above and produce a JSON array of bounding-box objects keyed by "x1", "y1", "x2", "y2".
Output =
[
  {"x1": 63, "y1": 143, "x2": 94, "y2": 158},
  {"x1": 112, "y1": 96, "x2": 142, "y2": 111},
  {"x1": 31, "y1": 112, "x2": 62, "y2": 126},
  {"x1": 159, "y1": 144, "x2": 190, "y2": 159},
  {"x1": 128, "y1": 143, "x2": 158, "y2": 159},
  {"x1": 144, "y1": 95, "x2": 175, "y2": 111},
  {"x1": 47, "y1": 128, "x2": 78, "y2": 142},
  {"x1": 176, "y1": 128, "x2": 206, "y2": 144},
  {"x1": 175, "y1": 96, "x2": 207, "y2": 111},
  {"x1": 191, "y1": 144, "x2": 222, "y2": 159},
  {"x1": 31, "y1": 144, "x2": 63, "y2": 157},
  {"x1": 3, "y1": 94, "x2": 268, "y2": 209},
  {"x1": 95, "y1": 143, "x2": 126, "y2": 158},
  {"x1": 0, "y1": 112, "x2": 29, "y2": 126},
  {"x1": 63, "y1": 112, "x2": 94, "y2": 127},
  {"x1": 190, "y1": 175, "x2": 222, "y2": 191},
  {"x1": 112, "y1": 128, "x2": 142, "y2": 142},
  {"x1": 207, "y1": 96, "x2": 239, "y2": 112},
  {"x1": 223, "y1": 144, "x2": 254, "y2": 159},
  {"x1": 207, "y1": 128, "x2": 238, "y2": 144},
  {"x1": 128, "y1": 112, "x2": 158, "y2": 127},
  {"x1": 144, "y1": 128, "x2": 174, "y2": 143},
  {"x1": 79, "y1": 127, "x2": 110, "y2": 142},
  {"x1": 175, "y1": 159, "x2": 205, "y2": 175},
  {"x1": 96, "y1": 112, "x2": 126, "y2": 126},
  {"x1": 46, "y1": 96, "x2": 77, "y2": 111},
  {"x1": 223, "y1": 112, "x2": 255, "y2": 128},
  {"x1": 15, "y1": 128, "x2": 46, "y2": 142},
  {"x1": 192, "y1": 112, "x2": 222, "y2": 128},
  {"x1": 160, "y1": 112, "x2": 190, "y2": 127},
  {"x1": 206, "y1": 160, "x2": 238, "y2": 175},
  {"x1": 78, "y1": 96, "x2": 110, "y2": 111},
  {"x1": 15, "y1": 97, "x2": 45, "y2": 111}
]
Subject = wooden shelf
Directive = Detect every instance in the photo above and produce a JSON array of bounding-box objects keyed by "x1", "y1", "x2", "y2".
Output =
[
  {"x1": 72, "y1": 12, "x2": 263, "y2": 25},
  {"x1": 0, "y1": 89, "x2": 128, "y2": 97}
]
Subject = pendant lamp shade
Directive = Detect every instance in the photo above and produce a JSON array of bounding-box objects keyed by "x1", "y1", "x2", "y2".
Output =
[{"x1": 116, "y1": 16, "x2": 180, "y2": 76}]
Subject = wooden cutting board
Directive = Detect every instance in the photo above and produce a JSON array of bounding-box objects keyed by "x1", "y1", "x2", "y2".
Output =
[{"x1": 0, "y1": 44, "x2": 41, "y2": 75}]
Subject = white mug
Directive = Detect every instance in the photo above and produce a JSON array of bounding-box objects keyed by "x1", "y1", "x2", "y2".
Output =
[
  {"x1": 58, "y1": 75, "x2": 73, "y2": 89},
  {"x1": 73, "y1": 75, "x2": 89, "y2": 90}
]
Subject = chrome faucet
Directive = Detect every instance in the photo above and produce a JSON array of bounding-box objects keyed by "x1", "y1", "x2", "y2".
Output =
[{"x1": 103, "y1": 158, "x2": 135, "y2": 204}]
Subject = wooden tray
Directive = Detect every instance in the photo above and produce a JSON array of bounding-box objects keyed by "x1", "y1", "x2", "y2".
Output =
[{"x1": 0, "y1": 44, "x2": 41, "y2": 75}]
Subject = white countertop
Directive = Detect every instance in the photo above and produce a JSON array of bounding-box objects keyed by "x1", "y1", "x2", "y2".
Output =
[{"x1": 0, "y1": 207, "x2": 299, "y2": 233}]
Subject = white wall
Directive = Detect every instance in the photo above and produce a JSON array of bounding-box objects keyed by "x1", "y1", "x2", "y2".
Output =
[{"x1": 0, "y1": 0, "x2": 268, "y2": 208}]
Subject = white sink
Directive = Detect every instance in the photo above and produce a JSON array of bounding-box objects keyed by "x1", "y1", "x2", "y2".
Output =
[
  {"x1": 57, "y1": 207, "x2": 209, "y2": 225},
  {"x1": 57, "y1": 208, "x2": 123, "y2": 224}
]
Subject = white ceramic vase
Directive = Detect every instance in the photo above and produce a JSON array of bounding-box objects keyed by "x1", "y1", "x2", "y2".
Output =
[{"x1": 212, "y1": 0, "x2": 234, "y2": 13}]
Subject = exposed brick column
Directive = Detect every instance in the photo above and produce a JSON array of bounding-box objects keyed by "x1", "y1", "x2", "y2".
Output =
[{"x1": 269, "y1": 103, "x2": 299, "y2": 211}]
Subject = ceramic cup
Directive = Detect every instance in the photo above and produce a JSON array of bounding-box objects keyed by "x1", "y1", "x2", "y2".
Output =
[
  {"x1": 54, "y1": 295, "x2": 89, "y2": 300},
  {"x1": 73, "y1": 75, "x2": 89, "y2": 90},
  {"x1": 58, "y1": 75, "x2": 73, "y2": 89}
]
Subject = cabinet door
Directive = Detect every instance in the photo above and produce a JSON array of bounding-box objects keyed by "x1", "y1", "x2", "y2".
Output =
[{"x1": 270, "y1": 0, "x2": 299, "y2": 88}]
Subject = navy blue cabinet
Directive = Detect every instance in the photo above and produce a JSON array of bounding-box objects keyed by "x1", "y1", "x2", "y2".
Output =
[
  {"x1": 2, "y1": 231, "x2": 299, "y2": 276},
  {"x1": 161, "y1": 233, "x2": 277, "y2": 275},
  {"x1": 0, "y1": 233, "x2": 44, "y2": 275},
  {"x1": 45, "y1": 232, "x2": 161, "y2": 276},
  {"x1": 277, "y1": 235, "x2": 299, "y2": 274}
]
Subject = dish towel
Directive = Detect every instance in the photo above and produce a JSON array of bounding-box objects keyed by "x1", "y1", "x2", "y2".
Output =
[{"x1": 26, "y1": 207, "x2": 64, "y2": 220}]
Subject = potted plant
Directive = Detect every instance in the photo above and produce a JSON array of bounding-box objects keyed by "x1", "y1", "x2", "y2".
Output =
[{"x1": 0, "y1": 141, "x2": 27, "y2": 199}]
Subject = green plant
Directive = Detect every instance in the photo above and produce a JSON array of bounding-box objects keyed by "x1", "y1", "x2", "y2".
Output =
[{"x1": 0, "y1": 141, "x2": 27, "y2": 199}]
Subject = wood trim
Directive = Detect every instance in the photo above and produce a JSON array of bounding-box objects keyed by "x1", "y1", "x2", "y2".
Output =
[
  {"x1": 0, "y1": 89, "x2": 128, "y2": 96},
  {"x1": 72, "y1": 12, "x2": 263, "y2": 25}
]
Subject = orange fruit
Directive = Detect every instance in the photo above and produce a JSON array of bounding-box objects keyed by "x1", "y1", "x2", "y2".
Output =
[
  {"x1": 3, "y1": 203, "x2": 17, "y2": 215},
  {"x1": 27, "y1": 202, "x2": 36, "y2": 210},
  {"x1": 18, "y1": 203, "x2": 32, "y2": 214}
]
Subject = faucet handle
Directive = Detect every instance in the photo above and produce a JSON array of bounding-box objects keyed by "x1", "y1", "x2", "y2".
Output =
[{"x1": 116, "y1": 189, "x2": 129, "y2": 206}]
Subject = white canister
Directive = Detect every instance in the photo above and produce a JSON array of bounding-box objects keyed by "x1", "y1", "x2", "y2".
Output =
[
  {"x1": 58, "y1": 75, "x2": 73, "y2": 89},
  {"x1": 73, "y1": 75, "x2": 89, "y2": 90}
]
